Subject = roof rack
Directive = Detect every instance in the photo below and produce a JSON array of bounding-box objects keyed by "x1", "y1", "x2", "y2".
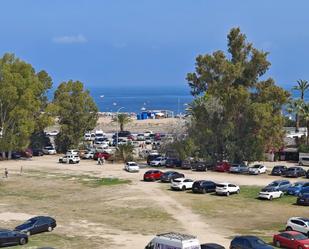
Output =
[{"x1": 157, "y1": 232, "x2": 196, "y2": 241}]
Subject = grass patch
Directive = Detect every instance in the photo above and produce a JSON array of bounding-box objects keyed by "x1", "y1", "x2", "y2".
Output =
[{"x1": 82, "y1": 177, "x2": 131, "y2": 187}]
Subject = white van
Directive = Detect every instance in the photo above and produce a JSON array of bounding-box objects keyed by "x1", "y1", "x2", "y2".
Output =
[
  {"x1": 145, "y1": 232, "x2": 201, "y2": 249},
  {"x1": 299, "y1": 156, "x2": 309, "y2": 166}
]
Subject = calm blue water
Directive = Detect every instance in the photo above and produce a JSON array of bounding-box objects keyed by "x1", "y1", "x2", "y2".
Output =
[{"x1": 88, "y1": 85, "x2": 194, "y2": 114}]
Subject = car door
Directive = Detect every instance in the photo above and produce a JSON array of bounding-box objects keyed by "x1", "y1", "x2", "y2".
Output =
[
  {"x1": 279, "y1": 233, "x2": 292, "y2": 248},
  {"x1": 36, "y1": 218, "x2": 49, "y2": 233},
  {"x1": 297, "y1": 220, "x2": 307, "y2": 234},
  {"x1": 291, "y1": 220, "x2": 306, "y2": 234},
  {"x1": 229, "y1": 184, "x2": 237, "y2": 193}
]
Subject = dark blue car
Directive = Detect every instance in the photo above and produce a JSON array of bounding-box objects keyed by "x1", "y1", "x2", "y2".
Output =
[
  {"x1": 15, "y1": 216, "x2": 56, "y2": 236},
  {"x1": 287, "y1": 182, "x2": 309, "y2": 196},
  {"x1": 299, "y1": 186, "x2": 309, "y2": 197},
  {"x1": 0, "y1": 229, "x2": 28, "y2": 247},
  {"x1": 230, "y1": 236, "x2": 273, "y2": 249}
]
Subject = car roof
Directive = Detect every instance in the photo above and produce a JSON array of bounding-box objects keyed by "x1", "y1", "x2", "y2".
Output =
[
  {"x1": 234, "y1": 235, "x2": 260, "y2": 240},
  {"x1": 217, "y1": 182, "x2": 232, "y2": 185},
  {"x1": 0, "y1": 229, "x2": 11, "y2": 233},
  {"x1": 281, "y1": 231, "x2": 303, "y2": 235},
  {"x1": 290, "y1": 217, "x2": 309, "y2": 222}
]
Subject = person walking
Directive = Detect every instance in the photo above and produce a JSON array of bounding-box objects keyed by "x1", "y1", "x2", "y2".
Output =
[{"x1": 4, "y1": 168, "x2": 8, "y2": 178}]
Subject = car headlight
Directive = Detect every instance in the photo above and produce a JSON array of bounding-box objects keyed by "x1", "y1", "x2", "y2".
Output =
[{"x1": 303, "y1": 245, "x2": 309, "y2": 248}]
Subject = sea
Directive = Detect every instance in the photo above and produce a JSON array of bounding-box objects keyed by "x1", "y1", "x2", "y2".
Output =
[{"x1": 88, "y1": 85, "x2": 194, "y2": 114}]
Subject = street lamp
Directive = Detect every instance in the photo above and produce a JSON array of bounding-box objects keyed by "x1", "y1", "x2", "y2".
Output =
[{"x1": 116, "y1": 107, "x2": 124, "y2": 148}]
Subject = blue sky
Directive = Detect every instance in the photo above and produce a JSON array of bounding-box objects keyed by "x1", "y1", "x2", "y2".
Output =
[{"x1": 0, "y1": 0, "x2": 309, "y2": 90}]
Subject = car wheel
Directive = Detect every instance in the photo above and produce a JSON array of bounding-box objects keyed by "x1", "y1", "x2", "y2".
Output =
[
  {"x1": 286, "y1": 226, "x2": 293, "y2": 231},
  {"x1": 269, "y1": 196, "x2": 273, "y2": 201},
  {"x1": 226, "y1": 192, "x2": 230, "y2": 197},
  {"x1": 158, "y1": 163, "x2": 161, "y2": 166},
  {"x1": 297, "y1": 246, "x2": 303, "y2": 249},
  {"x1": 275, "y1": 240, "x2": 281, "y2": 248},
  {"x1": 69, "y1": 160, "x2": 73, "y2": 164},
  {"x1": 236, "y1": 189, "x2": 240, "y2": 194},
  {"x1": 280, "y1": 193, "x2": 284, "y2": 197},
  {"x1": 19, "y1": 238, "x2": 27, "y2": 245},
  {"x1": 47, "y1": 226, "x2": 53, "y2": 232},
  {"x1": 182, "y1": 186, "x2": 186, "y2": 191},
  {"x1": 202, "y1": 189, "x2": 207, "y2": 194}
]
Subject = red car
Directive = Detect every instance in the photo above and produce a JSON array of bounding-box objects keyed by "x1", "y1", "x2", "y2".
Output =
[
  {"x1": 143, "y1": 170, "x2": 163, "y2": 181},
  {"x1": 93, "y1": 152, "x2": 112, "y2": 160},
  {"x1": 214, "y1": 162, "x2": 231, "y2": 172},
  {"x1": 273, "y1": 231, "x2": 309, "y2": 249}
]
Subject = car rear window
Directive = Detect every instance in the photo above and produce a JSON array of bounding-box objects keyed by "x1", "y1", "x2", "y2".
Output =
[
  {"x1": 216, "y1": 184, "x2": 226, "y2": 188},
  {"x1": 173, "y1": 179, "x2": 181, "y2": 183}
]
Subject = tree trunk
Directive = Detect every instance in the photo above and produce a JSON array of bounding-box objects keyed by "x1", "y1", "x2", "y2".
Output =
[
  {"x1": 120, "y1": 123, "x2": 124, "y2": 132},
  {"x1": 295, "y1": 113, "x2": 300, "y2": 132},
  {"x1": 1, "y1": 152, "x2": 6, "y2": 160},
  {"x1": 307, "y1": 121, "x2": 309, "y2": 145},
  {"x1": 8, "y1": 151, "x2": 12, "y2": 159}
]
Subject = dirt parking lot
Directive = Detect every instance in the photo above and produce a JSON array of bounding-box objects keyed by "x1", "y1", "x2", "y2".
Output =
[{"x1": 0, "y1": 157, "x2": 308, "y2": 248}]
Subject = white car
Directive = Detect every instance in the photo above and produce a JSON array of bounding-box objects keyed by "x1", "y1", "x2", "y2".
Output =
[
  {"x1": 286, "y1": 217, "x2": 309, "y2": 235},
  {"x1": 258, "y1": 188, "x2": 283, "y2": 200},
  {"x1": 216, "y1": 182, "x2": 240, "y2": 196},
  {"x1": 42, "y1": 146, "x2": 56, "y2": 155},
  {"x1": 45, "y1": 130, "x2": 58, "y2": 136},
  {"x1": 171, "y1": 178, "x2": 194, "y2": 191},
  {"x1": 137, "y1": 133, "x2": 145, "y2": 141},
  {"x1": 124, "y1": 162, "x2": 140, "y2": 172},
  {"x1": 248, "y1": 164, "x2": 267, "y2": 175},
  {"x1": 59, "y1": 155, "x2": 80, "y2": 164},
  {"x1": 66, "y1": 149, "x2": 79, "y2": 156},
  {"x1": 83, "y1": 151, "x2": 94, "y2": 159},
  {"x1": 84, "y1": 133, "x2": 92, "y2": 141},
  {"x1": 150, "y1": 157, "x2": 166, "y2": 166},
  {"x1": 144, "y1": 130, "x2": 153, "y2": 137}
]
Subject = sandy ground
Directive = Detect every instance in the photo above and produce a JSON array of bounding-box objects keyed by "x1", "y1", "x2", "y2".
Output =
[{"x1": 0, "y1": 156, "x2": 307, "y2": 248}]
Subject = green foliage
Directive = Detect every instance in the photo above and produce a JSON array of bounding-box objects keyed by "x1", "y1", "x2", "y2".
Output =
[
  {"x1": 115, "y1": 144, "x2": 134, "y2": 162},
  {"x1": 113, "y1": 113, "x2": 131, "y2": 131},
  {"x1": 298, "y1": 143, "x2": 309, "y2": 153},
  {"x1": 186, "y1": 28, "x2": 289, "y2": 163},
  {"x1": 53, "y1": 80, "x2": 98, "y2": 152},
  {"x1": 0, "y1": 53, "x2": 53, "y2": 157}
]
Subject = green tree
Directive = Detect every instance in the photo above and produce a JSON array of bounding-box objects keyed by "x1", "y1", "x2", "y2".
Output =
[
  {"x1": 53, "y1": 80, "x2": 98, "y2": 152},
  {"x1": 0, "y1": 53, "x2": 53, "y2": 159},
  {"x1": 292, "y1": 79, "x2": 309, "y2": 131},
  {"x1": 186, "y1": 28, "x2": 289, "y2": 163},
  {"x1": 115, "y1": 144, "x2": 134, "y2": 162},
  {"x1": 113, "y1": 113, "x2": 131, "y2": 131},
  {"x1": 299, "y1": 102, "x2": 309, "y2": 145}
]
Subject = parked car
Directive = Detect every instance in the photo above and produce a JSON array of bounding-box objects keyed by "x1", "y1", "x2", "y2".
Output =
[
  {"x1": 93, "y1": 152, "x2": 112, "y2": 160},
  {"x1": 32, "y1": 149, "x2": 44, "y2": 156},
  {"x1": 82, "y1": 151, "x2": 94, "y2": 159},
  {"x1": 282, "y1": 167, "x2": 306, "y2": 178},
  {"x1": 248, "y1": 164, "x2": 267, "y2": 175},
  {"x1": 59, "y1": 155, "x2": 80, "y2": 164},
  {"x1": 273, "y1": 231, "x2": 309, "y2": 249},
  {"x1": 124, "y1": 162, "x2": 140, "y2": 172},
  {"x1": 258, "y1": 187, "x2": 283, "y2": 200},
  {"x1": 15, "y1": 216, "x2": 57, "y2": 236},
  {"x1": 299, "y1": 186, "x2": 309, "y2": 197},
  {"x1": 165, "y1": 158, "x2": 182, "y2": 168},
  {"x1": 150, "y1": 157, "x2": 166, "y2": 166},
  {"x1": 147, "y1": 154, "x2": 161, "y2": 165},
  {"x1": 297, "y1": 193, "x2": 309, "y2": 206},
  {"x1": 214, "y1": 162, "x2": 231, "y2": 172},
  {"x1": 11, "y1": 151, "x2": 22, "y2": 159},
  {"x1": 306, "y1": 170, "x2": 309, "y2": 179},
  {"x1": 286, "y1": 217, "x2": 309, "y2": 236},
  {"x1": 171, "y1": 178, "x2": 194, "y2": 191},
  {"x1": 287, "y1": 182, "x2": 309, "y2": 196},
  {"x1": 216, "y1": 182, "x2": 240, "y2": 196},
  {"x1": 230, "y1": 236, "x2": 273, "y2": 249},
  {"x1": 181, "y1": 159, "x2": 193, "y2": 170},
  {"x1": 143, "y1": 170, "x2": 163, "y2": 181},
  {"x1": 191, "y1": 161, "x2": 213, "y2": 171},
  {"x1": 229, "y1": 164, "x2": 249, "y2": 174},
  {"x1": 66, "y1": 149, "x2": 79, "y2": 156},
  {"x1": 42, "y1": 146, "x2": 56, "y2": 155},
  {"x1": 160, "y1": 171, "x2": 185, "y2": 183},
  {"x1": 299, "y1": 157, "x2": 309, "y2": 166},
  {"x1": 264, "y1": 180, "x2": 291, "y2": 192},
  {"x1": 192, "y1": 180, "x2": 217, "y2": 194},
  {"x1": 0, "y1": 229, "x2": 28, "y2": 247},
  {"x1": 201, "y1": 243, "x2": 225, "y2": 249},
  {"x1": 271, "y1": 165, "x2": 288, "y2": 176},
  {"x1": 117, "y1": 131, "x2": 131, "y2": 138},
  {"x1": 137, "y1": 133, "x2": 145, "y2": 141}
]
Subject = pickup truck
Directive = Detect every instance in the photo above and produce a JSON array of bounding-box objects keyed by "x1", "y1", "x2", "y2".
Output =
[{"x1": 59, "y1": 155, "x2": 80, "y2": 164}]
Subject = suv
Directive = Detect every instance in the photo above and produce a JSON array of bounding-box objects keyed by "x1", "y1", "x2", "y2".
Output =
[
  {"x1": 229, "y1": 164, "x2": 249, "y2": 174},
  {"x1": 192, "y1": 180, "x2": 216, "y2": 194},
  {"x1": 264, "y1": 180, "x2": 291, "y2": 192},
  {"x1": 248, "y1": 164, "x2": 267, "y2": 175},
  {"x1": 59, "y1": 155, "x2": 80, "y2": 164},
  {"x1": 147, "y1": 154, "x2": 161, "y2": 165},
  {"x1": 165, "y1": 158, "x2": 182, "y2": 168},
  {"x1": 214, "y1": 162, "x2": 231, "y2": 172},
  {"x1": 171, "y1": 178, "x2": 194, "y2": 191},
  {"x1": 181, "y1": 159, "x2": 193, "y2": 170},
  {"x1": 150, "y1": 157, "x2": 166, "y2": 166},
  {"x1": 230, "y1": 236, "x2": 273, "y2": 249},
  {"x1": 283, "y1": 167, "x2": 306, "y2": 178},
  {"x1": 160, "y1": 171, "x2": 185, "y2": 183},
  {"x1": 299, "y1": 157, "x2": 309, "y2": 166},
  {"x1": 143, "y1": 170, "x2": 163, "y2": 181},
  {"x1": 191, "y1": 161, "x2": 213, "y2": 171},
  {"x1": 216, "y1": 182, "x2": 240, "y2": 196},
  {"x1": 286, "y1": 217, "x2": 309, "y2": 236},
  {"x1": 287, "y1": 182, "x2": 309, "y2": 196},
  {"x1": 271, "y1": 165, "x2": 288, "y2": 176}
]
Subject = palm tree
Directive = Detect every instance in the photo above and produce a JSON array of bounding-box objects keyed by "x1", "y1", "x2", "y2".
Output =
[
  {"x1": 293, "y1": 79, "x2": 309, "y2": 132},
  {"x1": 113, "y1": 113, "x2": 131, "y2": 131},
  {"x1": 299, "y1": 102, "x2": 309, "y2": 145}
]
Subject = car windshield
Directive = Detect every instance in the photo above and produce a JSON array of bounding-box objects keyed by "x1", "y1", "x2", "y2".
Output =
[
  {"x1": 173, "y1": 179, "x2": 181, "y2": 183},
  {"x1": 268, "y1": 182, "x2": 279, "y2": 187},
  {"x1": 24, "y1": 219, "x2": 36, "y2": 225},
  {"x1": 252, "y1": 165, "x2": 260, "y2": 168},
  {"x1": 251, "y1": 238, "x2": 267, "y2": 246},
  {"x1": 129, "y1": 163, "x2": 137, "y2": 166},
  {"x1": 216, "y1": 184, "x2": 226, "y2": 188},
  {"x1": 261, "y1": 188, "x2": 275, "y2": 192},
  {"x1": 294, "y1": 233, "x2": 308, "y2": 240},
  {"x1": 292, "y1": 182, "x2": 304, "y2": 187}
]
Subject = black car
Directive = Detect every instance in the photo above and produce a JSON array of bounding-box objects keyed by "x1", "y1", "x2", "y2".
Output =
[
  {"x1": 297, "y1": 193, "x2": 309, "y2": 206},
  {"x1": 201, "y1": 243, "x2": 225, "y2": 249},
  {"x1": 271, "y1": 165, "x2": 287, "y2": 176},
  {"x1": 306, "y1": 170, "x2": 309, "y2": 178},
  {"x1": 15, "y1": 216, "x2": 57, "y2": 236},
  {"x1": 160, "y1": 171, "x2": 185, "y2": 183},
  {"x1": 165, "y1": 158, "x2": 182, "y2": 168},
  {"x1": 191, "y1": 161, "x2": 214, "y2": 172},
  {"x1": 0, "y1": 229, "x2": 28, "y2": 247},
  {"x1": 192, "y1": 180, "x2": 216, "y2": 194},
  {"x1": 147, "y1": 154, "x2": 161, "y2": 165},
  {"x1": 114, "y1": 131, "x2": 131, "y2": 138},
  {"x1": 32, "y1": 149, "x2": 44, "y2": 156},
  {"x1": 181, "y1": 159, "x2": 193, "y2": 170},
  {"x1": 11, "y1": 151, "x2": 22, "y2": 159},
  {"x1": 230, "y1": 236, "x2": 273, "y2": 249},
  {"x1": 282, "y1": 167, "x2": 306, "y2": 178}
]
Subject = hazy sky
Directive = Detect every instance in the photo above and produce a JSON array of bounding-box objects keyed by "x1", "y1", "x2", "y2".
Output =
[{"x1": 0, "y1": 0, "x2": 309, "y2": 89}]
